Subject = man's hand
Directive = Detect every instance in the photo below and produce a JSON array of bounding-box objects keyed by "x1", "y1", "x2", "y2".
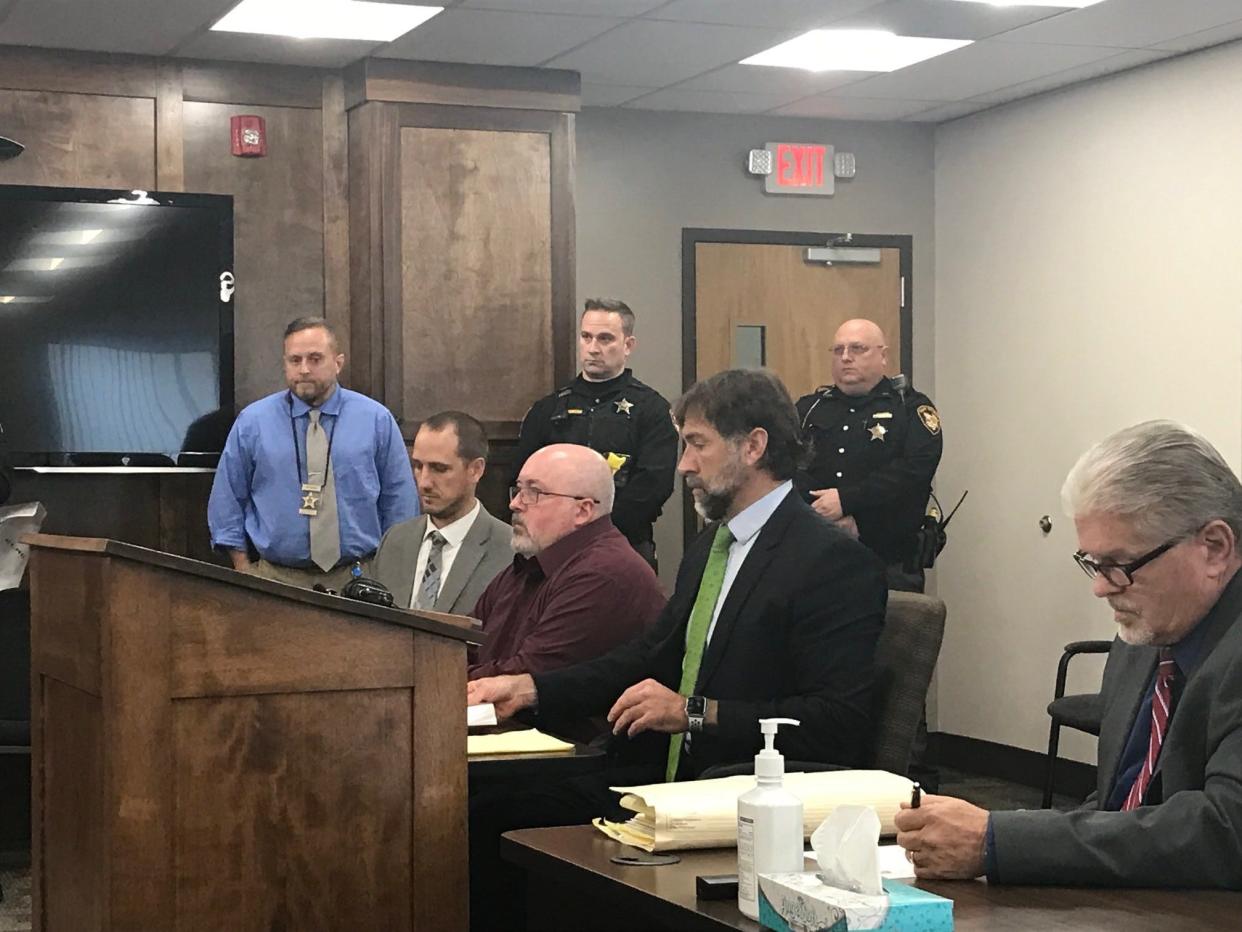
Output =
[
  {"x1": 834, "y1": 515, "x2": 859, "y2": 538},
  {"x1": 228, "y1": 549, "x2": 253, "y2": 572},
  {"x1": 467, "y1": 674, "x2": 537, "y2": 721},
  {"x1": 810, "y1": 488, "x2": 844, "y2": 521},
  {"x1": 607, "y1": 679, "x2": 688, "y2": 738},
  {"x1": 894, "y1": 795, "x2": 989, "y2": 880}
]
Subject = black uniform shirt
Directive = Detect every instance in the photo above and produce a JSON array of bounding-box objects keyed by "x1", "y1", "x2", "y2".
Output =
[
  {"x1": 513, "y1": 369, "x2": 678, "y2": 547},
  {"x1": 795, "y1": 376, "x2": 943, "y2": 563}
]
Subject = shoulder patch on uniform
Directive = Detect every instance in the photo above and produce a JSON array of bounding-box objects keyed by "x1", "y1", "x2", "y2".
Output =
[{"x1": 917, "y1": 405, "x2": 941, "y2": 435}]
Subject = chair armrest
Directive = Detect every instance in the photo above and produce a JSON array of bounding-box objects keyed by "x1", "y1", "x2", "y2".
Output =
[{"x1": 1053, "y1": 640, "x2": 1112, "y2": 700}]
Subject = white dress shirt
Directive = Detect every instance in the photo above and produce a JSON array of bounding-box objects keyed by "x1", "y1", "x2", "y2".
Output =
[
  {"x1": 704, "y1": 480, "x2": 792, "y2": 645},
  {"x1": 409, "y1": 500, "x2": 481, "y2": 609}
]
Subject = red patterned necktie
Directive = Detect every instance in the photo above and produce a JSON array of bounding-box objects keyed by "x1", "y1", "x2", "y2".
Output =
[{"x1": 1122, "y1": 648, "x2": 1177, "y2": 811}]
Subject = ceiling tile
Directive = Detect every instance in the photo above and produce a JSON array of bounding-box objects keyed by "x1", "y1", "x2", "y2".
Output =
[
  {"x1": 968, "y1": 47, "x2": 1172, "y2": 105},
  {"x1": 0, "y1": 0, "x2": 236, "y2": 55},
  {"x1": 648, "y1": 0, "x2": 879, "y2": 30},
  {"x1": 823, "y1": 0, "x2": 1067, "y2": 41},
  {"x1": 376, "y1": 8, "x2": 621, "y2": 65},
  {"x1": 176, "y1": 31, "x2": 382, "y2": 69},
  {"x1": 1152, "y1": 17, "x2": 1242, "y2": 53},
  {"x1": 581, "y1": 83, "x2": 654, "y2": 107},
  {"x1": 997, "y1": 0, "x2": 1242, "y2": 49},
  {"x1": 828, "y1": 40, "x2": 1124, "y2": 101},
  {"x1": 622, "y1": 87, "x2": 802, "y2": 114},
  {"x1": 677, "y1": 63, "x2": 871, "y2": 96},
  {"x1": 457, "y1": 0, "x2": 665, "y2": 15},
  {"x1": 901, "y1": 99, "x2": 992, "y2": 123},
  {"x1": 771, "y1": 95, "x2": 943, "y2": 120},
  {"x1": 543, "y1": 19, "x2": 786, "y2": 86}
]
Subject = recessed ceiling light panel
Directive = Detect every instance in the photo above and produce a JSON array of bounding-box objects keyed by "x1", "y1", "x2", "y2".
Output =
[
  {"x1": 948, "y1": 1, "x2": 1106, "y2": 7},
  {"x1": 212, "y1": 0, "x2": 442, "y2": 43},
  {"x1": 742, "y1": 30, "x2": 972, "y2": 73}
]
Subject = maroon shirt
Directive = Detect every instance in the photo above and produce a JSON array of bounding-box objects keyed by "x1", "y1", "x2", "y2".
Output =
[{"x1": 468, "y1": 516, "x2": 665, "y2": 679}]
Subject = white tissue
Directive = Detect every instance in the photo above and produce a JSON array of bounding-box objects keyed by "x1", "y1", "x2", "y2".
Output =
[{"x1": 811, "y1": 804, "x2": 884, "y2": 896}]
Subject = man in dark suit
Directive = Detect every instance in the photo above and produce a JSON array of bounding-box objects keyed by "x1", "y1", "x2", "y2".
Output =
[
  {"x1": 896, "y1": 420, "x2": 1242, "y2": 888},
  {"x1": 467, "y1": 368, "x2": 887, "y2": 930},
  {"x1": 371, "y1": 411, "x2": 510, "y2": 615}
]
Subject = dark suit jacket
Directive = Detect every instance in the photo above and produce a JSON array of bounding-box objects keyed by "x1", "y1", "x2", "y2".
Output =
[
  {"x1": 533, "y1": 487, "x2": 888, "y2": 776},
  {"x1": 991, "y1": 567, "x2": 1242, "y2": 888},
  {"x1": 370, "y1": 504, "x2": 512, "y2": 616}
]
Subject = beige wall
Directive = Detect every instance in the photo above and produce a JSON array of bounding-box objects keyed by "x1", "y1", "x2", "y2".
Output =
[
  {"x1": 575, "y1": 108, "x2": 937, "y2": 584},
  {"x1": 934, "y1": 41, "x2": 1242, "y2": 762}
]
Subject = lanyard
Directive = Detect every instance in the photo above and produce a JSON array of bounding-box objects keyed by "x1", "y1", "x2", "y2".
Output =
[{"x1": 288, "y1": 392, "x2": 339, "y2": 485}]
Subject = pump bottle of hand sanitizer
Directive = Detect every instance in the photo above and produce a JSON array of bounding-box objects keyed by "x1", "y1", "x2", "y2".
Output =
[{"x1": 736, "y1": 717, "x2": 804, "y2": 920}]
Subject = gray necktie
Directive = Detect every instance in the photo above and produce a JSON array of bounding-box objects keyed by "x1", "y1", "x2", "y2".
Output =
[
  {"x1": 307, "y1": 409, "x2": 340, "y2": 572},
  {"x1": 416, "y1": 531, "x2": 447, "y2": 610}
]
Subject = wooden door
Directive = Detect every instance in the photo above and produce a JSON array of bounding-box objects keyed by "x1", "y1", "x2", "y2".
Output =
[{"x1": 687, "y1": 234, "x2": 910, "y2": 400}]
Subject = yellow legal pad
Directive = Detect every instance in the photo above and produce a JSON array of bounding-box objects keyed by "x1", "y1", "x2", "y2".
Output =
[{"x1": 467, "y1": 729, "x2": 575, "y2": 756}]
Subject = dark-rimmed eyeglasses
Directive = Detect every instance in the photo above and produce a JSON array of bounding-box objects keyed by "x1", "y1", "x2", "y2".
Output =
[
  {"x1": 509, "y1": 485, "x2": 600, "y2": 507},
  {"x1": 1073, "y1": 539, "x2": 1180, "y2": 588}
]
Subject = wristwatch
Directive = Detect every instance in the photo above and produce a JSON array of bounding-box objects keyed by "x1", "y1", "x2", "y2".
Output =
[{"x1": 685, "y1": 695, "x2": 707, "y2": 734}]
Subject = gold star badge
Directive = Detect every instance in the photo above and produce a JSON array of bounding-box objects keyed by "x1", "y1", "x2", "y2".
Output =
[
  {"x1": 605, "y1": 451, "x2": 629, "y2": 474},
  {"x1": 615, "y1": 398, "x2": 634, "y2": 415},
  {"x1": 868, "y1": 423, "x2": 888, "y2": 442}
]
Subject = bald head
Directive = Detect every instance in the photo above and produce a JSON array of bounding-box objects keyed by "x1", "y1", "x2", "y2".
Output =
[
  {"x1": 510, "y1": 444, "x2": 615, "y2": 556},
  {"x1": 831, "y1": 318, "x2": 889, "y2": 396}
]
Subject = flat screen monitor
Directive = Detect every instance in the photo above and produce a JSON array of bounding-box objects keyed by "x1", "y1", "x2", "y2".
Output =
[{"x1": 0, "y1": 185, "x2": 234, "y2": 466}]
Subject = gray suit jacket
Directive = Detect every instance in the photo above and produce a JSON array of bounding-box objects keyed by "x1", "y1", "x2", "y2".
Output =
[
  {"x1": 371, "y1": 504, "x2": 513, "y2": 617},
  {"x1": 991, "y1": 568, "x2": 1242, "y2": 888}
]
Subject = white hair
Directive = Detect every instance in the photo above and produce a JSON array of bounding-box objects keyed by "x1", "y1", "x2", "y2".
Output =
[{"x1": 1061, "y1": 420, "x2": 1242, "y2": 544}]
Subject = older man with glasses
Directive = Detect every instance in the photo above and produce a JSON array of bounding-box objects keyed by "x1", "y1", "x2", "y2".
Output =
[
  {"x1": 467, "y1": 443, "x2": 665, "y2": 685},
  {"x1": 895, "y1": 420, "x2": 1242, "y2": 889}
]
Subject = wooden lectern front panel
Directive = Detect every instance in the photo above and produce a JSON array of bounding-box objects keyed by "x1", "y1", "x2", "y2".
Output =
[{"x1": 173, "y1": 690, "x2": 414, "y2": 930}]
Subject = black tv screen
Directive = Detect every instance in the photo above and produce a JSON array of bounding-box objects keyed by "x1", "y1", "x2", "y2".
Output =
[{"x1": 0, "y1": 185, "x2": 233, "y2": 466}]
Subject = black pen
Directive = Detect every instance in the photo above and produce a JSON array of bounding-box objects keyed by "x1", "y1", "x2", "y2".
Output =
[{"x1": 910, "y1": 781, "x2": 922, "y2": 809}]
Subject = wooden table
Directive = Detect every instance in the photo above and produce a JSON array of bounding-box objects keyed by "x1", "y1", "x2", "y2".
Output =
[
  {"x1": 468, "y1": 742, "x2": 605, "y2": 780},
  {"x1": 501, "y1": 825, "x2": 1242, "y2": 931}
]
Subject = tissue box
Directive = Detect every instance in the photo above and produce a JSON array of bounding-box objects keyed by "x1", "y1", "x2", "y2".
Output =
[{"x1": 758, "y1": 872, "x2": 953, "y2": 932}]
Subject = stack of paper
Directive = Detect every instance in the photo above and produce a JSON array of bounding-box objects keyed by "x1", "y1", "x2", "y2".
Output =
[
  {"x1": 467, "y1": 729, "x2": 575, "y2": 756},
  {"x1": 593, "y1": 770, "x2": 913, "y2": 852}
]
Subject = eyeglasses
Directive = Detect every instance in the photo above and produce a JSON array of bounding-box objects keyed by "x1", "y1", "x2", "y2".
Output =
[
  {"x1": 1073, "y1": 538, "x2": 1181, "y2": 587},
  {"x1": 831, "y1": 342, "x2": 874, "y2": 357},
  {"x1": 509, "y1": 485, "x2": 600, "y2": 507}
]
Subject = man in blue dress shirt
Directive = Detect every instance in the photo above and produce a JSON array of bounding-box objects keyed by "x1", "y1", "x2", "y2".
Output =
[{"x1": 208, "y1": 317, "x2": 418, "y2": 589}]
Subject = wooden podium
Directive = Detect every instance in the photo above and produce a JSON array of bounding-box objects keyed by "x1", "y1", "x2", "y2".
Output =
[{"x1": 25, "y1": 535, "x2": 481, "y2": 932}]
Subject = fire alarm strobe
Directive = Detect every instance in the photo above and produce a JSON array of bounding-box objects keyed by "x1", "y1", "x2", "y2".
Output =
[{"x1": 230, "y1": 115, "x2": 267, "y2": 157}]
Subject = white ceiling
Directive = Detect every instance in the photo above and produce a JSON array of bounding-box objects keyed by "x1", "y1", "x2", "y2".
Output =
[{"x1": 2, "y1": 0, "x2": 1241, "y2": 122}]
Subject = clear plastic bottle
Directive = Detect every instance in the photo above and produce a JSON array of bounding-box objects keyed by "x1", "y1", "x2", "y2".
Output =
[{"x1": 737, "y1": 717, "x2": 804, "y2": 920}]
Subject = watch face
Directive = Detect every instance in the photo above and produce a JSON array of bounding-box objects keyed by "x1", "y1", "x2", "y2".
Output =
[{"x1": 686, "y1": 695, "x2": 707, "y2": 717}]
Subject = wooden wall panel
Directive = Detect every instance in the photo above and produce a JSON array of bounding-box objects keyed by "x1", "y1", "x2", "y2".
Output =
[
  {"x1": 183, "y1": 101, "x2": 326, "y2": 406},
  {"x1": 399, "y1": 126, "x2": 553, "y2": 422},
  {"x1": 172, "y1": 689, "x2": 414, "y2": 931},
  {"x1": 0, "y1": 88, "x2": 154, "y2": 188}
]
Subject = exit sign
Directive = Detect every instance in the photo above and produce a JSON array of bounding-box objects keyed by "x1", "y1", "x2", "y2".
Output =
[{"x1": 762, "y1": 142, "x2": 834, "y2": 196}]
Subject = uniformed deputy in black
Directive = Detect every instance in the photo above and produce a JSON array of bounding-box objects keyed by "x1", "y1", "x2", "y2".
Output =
[
  {"x1": 513, "y1": 368, "x2": 677, "y2": 560},
  {"x1": 795, "y1": 376, "x2": 943, "y2": 569}
]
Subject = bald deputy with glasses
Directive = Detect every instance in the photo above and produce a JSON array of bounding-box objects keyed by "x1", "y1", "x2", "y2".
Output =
[
  {"x1": 896, "y1": 421, "x2": 1242, "y2": 889},
  {"x1": 467, "y1": 443, "x2": 665, "y2": 682},
  {"x1": 795, "y1": 318, "x2": 942, "y2": 591}
]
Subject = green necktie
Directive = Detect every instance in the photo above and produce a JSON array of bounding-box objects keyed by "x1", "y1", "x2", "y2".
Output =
[{"x1": 666, "y1": 523, "x2": 735, "y2": 782}]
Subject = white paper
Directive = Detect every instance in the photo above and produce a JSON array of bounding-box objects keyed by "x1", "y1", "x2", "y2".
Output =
[
  {"x1": 467, "y1": 702, "x2": 497, "y2": 727},
  {"x1": 0, "y1": 502, "x2": 46, "y2": 590},
  {"x1": 876, "y1": 844, "x2": 916, "y2": 880},
  {"x1": 811, "y1": 804, "x2": 884, "y2": 896}
]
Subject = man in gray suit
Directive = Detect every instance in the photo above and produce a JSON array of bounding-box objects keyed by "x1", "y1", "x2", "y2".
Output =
[
  {"x1": 372, "y1": 411, "x2": 511, "y2": 615},
  {"x1": 896, "y1": 420, "x2": 1242, "y2": 888}
]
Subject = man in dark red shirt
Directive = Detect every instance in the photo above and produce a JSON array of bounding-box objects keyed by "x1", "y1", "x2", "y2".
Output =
[{"x1": 468, "y1": 443, "x2": 665, "y2": 680}]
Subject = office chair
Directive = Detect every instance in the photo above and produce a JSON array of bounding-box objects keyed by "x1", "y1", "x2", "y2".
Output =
[
  {"x1": 1042, "y1": 639, "x2": 1111, "y2": 808},
  {"x1": 701, "y1": 591, "x2": 948, "y2": 779}
]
